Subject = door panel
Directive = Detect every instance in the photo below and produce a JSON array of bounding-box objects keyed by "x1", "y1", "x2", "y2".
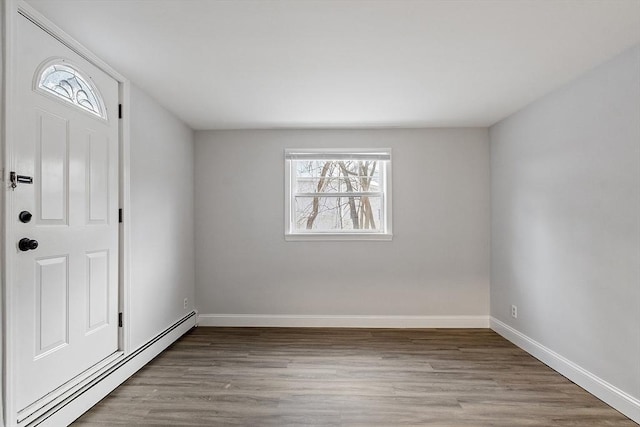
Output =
[
  {"x1": 37, "y1": 110, "x2": 69, "y2": 224},
  {"x1": 86, "y1": 250, "x2": 109, "y2": 332},
  {"x1": 35, "y1": 256, "x2": 69, "y2": 355},
  {"x1": 14, "y1": 14, "x2": 120, "y2": 412},
  {"x1": 86, "y1": 131, "x2": 109, "y2": 224}
]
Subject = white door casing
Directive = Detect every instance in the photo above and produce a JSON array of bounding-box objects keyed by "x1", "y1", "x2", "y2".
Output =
[{"x1": 12, "y1": 13, "x2": 119, "y2": 412}]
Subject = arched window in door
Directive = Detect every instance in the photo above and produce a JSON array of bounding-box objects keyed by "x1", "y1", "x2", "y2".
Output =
[{"x1": 36, "y1": 62, "x2": 106, "y2": 119}]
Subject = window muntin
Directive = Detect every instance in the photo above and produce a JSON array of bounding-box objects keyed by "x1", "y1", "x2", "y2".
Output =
[
  {"x1": 37, "y1": 63, "x2": 106, "y2": 119},
  {"x1": 285, "y1": 149, "x2": 392, "y2": 240}
]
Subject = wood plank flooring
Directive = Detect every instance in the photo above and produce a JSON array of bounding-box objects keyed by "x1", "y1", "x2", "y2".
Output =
[{"x1": 73, "y1": 328, "x2": 637, "y2": 426}]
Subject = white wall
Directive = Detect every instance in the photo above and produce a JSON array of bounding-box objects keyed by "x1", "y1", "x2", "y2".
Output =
[
  {"x1": 129, "y1": 85, "x2": 195, "y2": 349},
  {"x1": 0, "y1": 2, "x2": 5, "y2": 424},
  {"x1": 194, "y1": 129, "x2": 490, "y2": 324},
  {"x1": 490, "y1": 45, "x2": 640, "y2": 412}
]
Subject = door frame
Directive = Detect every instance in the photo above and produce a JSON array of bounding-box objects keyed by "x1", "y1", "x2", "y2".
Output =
[{"x1": 1, "y1": 1, "x2": 132, "y2": 425}]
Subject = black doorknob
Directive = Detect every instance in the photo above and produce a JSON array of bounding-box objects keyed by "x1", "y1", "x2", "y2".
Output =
[
  {"x1": 19, "y1": 238, "x2": 38, "y2": 252},
  {"x1": 19, "y1": 211, "x2": 32, "y2": 223}
]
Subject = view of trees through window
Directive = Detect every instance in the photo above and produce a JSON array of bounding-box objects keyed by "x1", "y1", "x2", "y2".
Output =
[{"x1": 294, "y1": 160, "x2": 383, "y2": 231}]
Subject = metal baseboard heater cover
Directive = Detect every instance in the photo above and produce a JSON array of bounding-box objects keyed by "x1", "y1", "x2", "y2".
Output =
[{"x1": 22, "y1": 312, "x2": 197, "y2": 426}]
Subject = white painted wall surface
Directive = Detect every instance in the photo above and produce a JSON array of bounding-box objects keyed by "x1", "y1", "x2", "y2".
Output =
[
  {"x1": 490, "y1": 46, "x2": 640, "y2": 401},
  {"x1": 1, "y1": 3, "x2": 5, "y2": 424},
  {"x1": 129, "y1": 85, "x2": 195, "y2": 350},
  {"x1": 194, "y1": 129, "x2": 490, "y2": 320}
]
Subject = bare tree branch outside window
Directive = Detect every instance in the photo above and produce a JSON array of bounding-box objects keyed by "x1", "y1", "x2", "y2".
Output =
[{"x1": 294, "y1": 159, "x2": 383, "y2": 231}]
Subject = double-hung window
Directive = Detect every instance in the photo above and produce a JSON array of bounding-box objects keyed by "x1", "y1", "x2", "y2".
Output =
[{"x1": 285, "y1": 149, "x2": 392, "y2": 240}]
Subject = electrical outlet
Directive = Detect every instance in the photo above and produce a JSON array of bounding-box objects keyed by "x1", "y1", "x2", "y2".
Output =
[
  {"x1": 511, "y1": 305, "x2": 518, "y2": 319},
  {"x1": 183, "y1": 298, "x2": 188, "y2": 310}
]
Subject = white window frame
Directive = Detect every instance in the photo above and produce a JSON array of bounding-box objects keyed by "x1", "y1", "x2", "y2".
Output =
[{"x1": 285, "y1": 148, "x2": 393, "y2": 241}]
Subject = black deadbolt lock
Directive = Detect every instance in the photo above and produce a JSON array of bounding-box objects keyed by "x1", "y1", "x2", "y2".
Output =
[
  {"x1": 19, "y1": 238, "x2": 38, "y2": 252},
  {"x1": 19, "y1": 211, "x2": 32, "y2": 223}
]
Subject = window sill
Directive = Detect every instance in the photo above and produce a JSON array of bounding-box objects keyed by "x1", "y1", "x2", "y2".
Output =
[{"x1": 285, "y1": 233, "x2": 393, "y2": 242}]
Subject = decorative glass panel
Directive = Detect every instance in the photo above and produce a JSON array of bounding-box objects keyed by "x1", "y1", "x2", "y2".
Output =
[{"x1": 37, "y1": 64, "x2": 105, "y2": 119}]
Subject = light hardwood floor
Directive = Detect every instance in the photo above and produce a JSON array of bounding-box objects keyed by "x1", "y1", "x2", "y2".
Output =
[{"x1": 73, "y1": 328, "x2": 636, "y2": 426}]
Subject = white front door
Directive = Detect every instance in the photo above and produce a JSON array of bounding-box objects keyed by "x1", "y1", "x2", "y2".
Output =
[{"x1": 12, "y1": 14, "x2": 120, "y2": 412}]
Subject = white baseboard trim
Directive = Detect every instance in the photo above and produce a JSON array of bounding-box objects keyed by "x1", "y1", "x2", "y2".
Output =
[
  {"x1": 198, "y1": 313, "x2": 490, "y2": 328},
  {"x1": 34, "y1": 312, "x2": 197, "y2": 427},
  {"x1": 490, "y1": 317, "x2": 640, "y2": 424}
]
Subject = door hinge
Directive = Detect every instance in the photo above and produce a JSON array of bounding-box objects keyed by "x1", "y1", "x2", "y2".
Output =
[
  {"x1": 119, "y1": 208, "x2": 123, "y2": 223},
  {"x1": 118, "y1": 312, "x2": 123, "y2": 327},
  {"x1": 118, "y1": 104, "x2": 122, "y2": 119}
]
